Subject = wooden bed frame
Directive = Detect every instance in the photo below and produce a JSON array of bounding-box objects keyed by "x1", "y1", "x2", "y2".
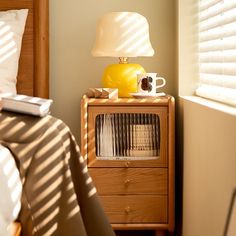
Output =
[
  {"x1": 0, "y1": 1, "x2": 49, "y2": 235},
  {"x1": 0, "y1": 0, "x2": 49, "y2": 98}
]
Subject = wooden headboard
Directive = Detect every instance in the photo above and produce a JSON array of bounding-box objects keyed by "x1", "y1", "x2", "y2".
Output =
[{"x1": 0, "y1": 0, "x2": 49, "y2": 98}]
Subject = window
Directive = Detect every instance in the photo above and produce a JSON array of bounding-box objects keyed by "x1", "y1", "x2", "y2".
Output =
[{"x1": 196, "y1": 0, "x2": 236, "y2": 106}]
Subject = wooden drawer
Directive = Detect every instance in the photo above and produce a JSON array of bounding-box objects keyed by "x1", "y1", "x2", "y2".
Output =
[
  {"x1": 89, "y1": 168, "x2": 167, "y2": 195},
  {"x1": 100, "y1": 195, "x2": 167, "y2": 223}
]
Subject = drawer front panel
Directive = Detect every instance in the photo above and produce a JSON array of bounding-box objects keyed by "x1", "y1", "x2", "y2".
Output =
[
  {"x1": 100, "y1": 195, "x2": 167, "y2": 223},
  {"x1": 89, "y1": 168, "x2": 167, "y2": 195}
]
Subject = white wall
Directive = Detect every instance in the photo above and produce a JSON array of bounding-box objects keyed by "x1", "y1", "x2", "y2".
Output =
[
  {"x1": 178, "y1": 0, "x2": 236, "y2": 235},
  {"x1": 181, "y1": 100, "x2": 236, "y2": 236},
  {"x1": 49, "y1": 0, "x2": 176, "y2": 141}
]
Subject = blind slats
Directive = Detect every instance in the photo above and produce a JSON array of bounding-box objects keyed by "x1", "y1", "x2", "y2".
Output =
[
  {"x1": 200, "y1": 8, "x2": 236, "y2": 32},
  {"x1": 199, "y1": 2, "x2": 236, "y2": 22},
  {"x1": 196, "y1": 85, "x2": 236, "y2": 106},
  {"x1": 199, "y1": 36, "x2": 236, "y2": 52},
  {"x1": 200, "y1": 73, "x2": 236, "y2": 89},
  {"x1": 197, "y1": 0, "x2": 236, "y2": 107},
  {"x1": 199, "y1": 50, "x2": 236, "y2": 63},
  {"x1": 199, "y1": 0, "x2": 221, "y2": 12},
  {"x1": 199, "y1": 21, "x2": 236, "y2": 42},
  {"x1": 200, "y1": 63, "x2": 236, "y2": 76}
]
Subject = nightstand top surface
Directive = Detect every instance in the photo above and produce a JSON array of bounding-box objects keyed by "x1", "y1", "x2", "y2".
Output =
[{"x1": 82, "y1": 95, "x2": 174, "y2": 106}]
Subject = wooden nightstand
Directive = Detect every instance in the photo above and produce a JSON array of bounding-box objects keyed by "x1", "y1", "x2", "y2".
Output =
[{"x1": 81, "y1": 95, "x2": 175, "y2": 236}]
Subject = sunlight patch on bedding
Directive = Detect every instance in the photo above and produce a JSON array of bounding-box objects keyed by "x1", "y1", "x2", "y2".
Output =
[
  {"x1": 22, "y1": 158, "x2": 32, "y2": 171},
  {"x1": 33, "y1": 159, "x2": 64, "y2": 190},
  {"x1": 34, "y1": 192, "x2": 61, "y2": 218},
  {"x1": 66, "y1": 205, "x2": 80, "y2": 220},
  {"x1": 76, "y1": 144, "x2": 80, "y2": 153},
  {"x1": 18, "y1": 119, "x2": 62, "y2": 157},
  {"x1": 67, "y1": 193, "x2": 77, "y2": 204},
  {"x1": 42, "y1": 222, "x2": 58, "y2": 236},
  {"x1": 11, "y1": 182, "x2": 21, "y2": 202},
  {"x1": 63, "y1": 138, "x2": 70, "y2": 148},
  {"x1": 0, "y1": 47, "x2": 17, "y2": 64},
  {"x1": 38, "y1": 118, "x2": 62, "y2": 136},
  {"x1": 31, "y1": 175, "x2": 63, "y2": 207},
  {"x1": 5, "y1": 121, "x2": 25, "y2": 137},
  {"x1": 57, "y1": 125, "x2": 70, "y2": 137},
  {"x1": 9, "y1": 143, "x2": 18, "y2": 148},
  {"x1": 35, "y1": 148, "x2": 64, "y2": 174},
  {"x1": 82, "y1": 165, "x2": 88, "y2": 174},
  {"x1": 0, "y1": 115, "x2": 17, "y2": 128},
  {"x1": 0, "y1": 148, "x2": 8, "y2": 163},
  {"x1": 0, "y1": 22, "x2": 17, "y2": 64},
  {"x1": 13, "y1": 201, "x2": 21, "y2": 219},
  {"x1": 66, "y1": 181, "x2": 73, "y2": 191},
  {"x1": 37, "y1": 207, "x2": 59, "y2": 231},
  {"x1": 88, "y1": 187, "x2": 97, "y2": 198},
  {"x1": 40, "y1": 120, "x2": 69, "y2": 143},
  {"x1": 18, "y1": 139, "x2": 40, "y2": 158},
  {"x1": 0, "y1": 34, "x2": 17, "y2": 53},
  {"x1": 0, "y1": 24, "x2": 10, "y2": 36},
  {"x1": 65, "y1": 168, "x2": 70, "y2": 178},
  {"x1": 3, "y1": 156, "x2": 15, "y2": 175},
  {"x1": 0, "y1": 145, "x2": 22, "y2": 221},
  {"x1": 60, "y1": 139, "x2": 71, "y2": 163},
  {"x1": 20, "y1": 117, "x2": 50, "y2": 139},
  {"x1": 79, "y1": 155, "x2": 84, "y2": 163},
  {"x1": 86, "y1": 176, "x2": 92, "y2": 185},
  {"x1": 37, "y1": 138, "x2": 61, "y2": 158},
  {"x1": 7, "y1": 169, "x2": 19, "y2": 188},
  {"x1": 76, "y1": 144, "x2": 81, "y2": 153}
]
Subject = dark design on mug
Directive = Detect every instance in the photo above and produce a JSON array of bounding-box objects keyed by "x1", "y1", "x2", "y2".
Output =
[{"x1": 141, "y1": 76, "x2": 153, "y2": 92}]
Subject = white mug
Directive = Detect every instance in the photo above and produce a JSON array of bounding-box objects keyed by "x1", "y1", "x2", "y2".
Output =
[{"x1": 137, "y1": 73, "x2": 166, "y2": 94}]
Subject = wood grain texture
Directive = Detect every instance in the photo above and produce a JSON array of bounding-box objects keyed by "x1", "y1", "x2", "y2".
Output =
[
  {"x1": 34, "y1": 0, "x2": 49, "y2": 98},
  {"x1": 0, "y1": 0, "x2": 49, "y2": 98},
  {"x1": 100, "y1": 195, "x2": 167, "y2": 224},
  {"x1": 89, "y1": 168, "x2": 167, "y2": 195},
  {"x1": 86, "y1": 96, "x2": 171, "y2": 106},
  {"x1": 80, "y1": 96, "x2": 88, "y2": 160},
  {"x1": 113, "y1": 224, "x2": 168, "y2": 231}
]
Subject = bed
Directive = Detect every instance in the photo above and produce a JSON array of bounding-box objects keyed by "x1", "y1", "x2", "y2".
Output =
[
  {"x1": 0, "y1": 1, "x2": 48, "y2": 235},
  {"x1": 0, "y1": 1, "x2": 114, "y2": 235}
]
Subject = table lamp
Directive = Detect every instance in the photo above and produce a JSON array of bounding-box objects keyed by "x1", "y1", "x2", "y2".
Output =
[{"x1": 92, "y1": 12, "x2": 154, "y2": 97}]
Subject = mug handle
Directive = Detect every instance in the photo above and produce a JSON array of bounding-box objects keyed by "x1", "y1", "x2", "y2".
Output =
[{"x1": 155, "y1": 77, "x2": 166, "y2": 89}]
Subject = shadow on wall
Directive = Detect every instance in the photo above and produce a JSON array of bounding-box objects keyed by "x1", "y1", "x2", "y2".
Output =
[{"x1": 175, "y1": 98, "x2": 184, "y2": 236}]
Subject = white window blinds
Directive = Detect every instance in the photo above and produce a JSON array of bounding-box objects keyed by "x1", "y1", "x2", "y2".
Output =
[{"x1": 196, "y1": 0, "x2": 236, "y2": 106}]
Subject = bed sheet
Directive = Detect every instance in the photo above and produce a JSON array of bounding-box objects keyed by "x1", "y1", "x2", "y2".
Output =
[{"x1": 0, "y1": 144, "x2": 22, "y2": 236}]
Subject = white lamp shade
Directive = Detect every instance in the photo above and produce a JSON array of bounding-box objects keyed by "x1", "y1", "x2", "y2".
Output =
[{"x1": 92, "y1": 12, "x2": 155, "y2": 57}]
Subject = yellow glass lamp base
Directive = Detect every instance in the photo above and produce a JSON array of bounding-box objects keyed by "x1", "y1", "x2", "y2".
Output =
[{"x1": 102, "y1": 63, "x2": 146, "y2": 97}]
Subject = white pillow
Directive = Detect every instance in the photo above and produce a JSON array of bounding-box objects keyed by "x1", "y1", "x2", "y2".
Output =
[{"x1": 0, "y1": 9, "x2": 28, "y2": 94}]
